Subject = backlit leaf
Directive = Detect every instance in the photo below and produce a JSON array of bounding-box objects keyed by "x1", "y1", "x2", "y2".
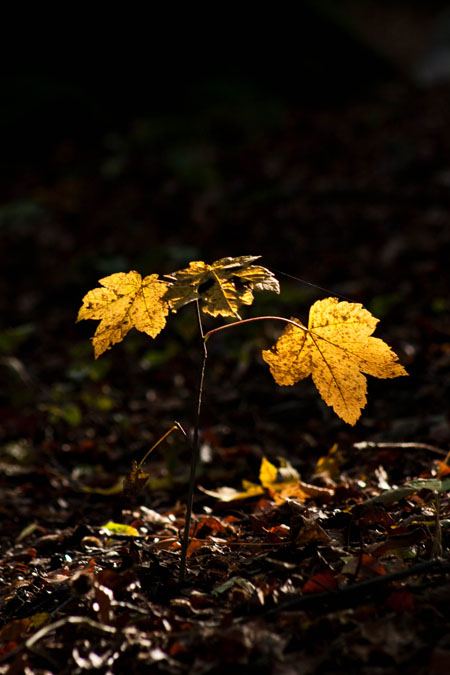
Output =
[
  {"x1": 100, "y1": 521, "x2": 140, "y2": 536},
  {"x1": 163, "y1": 255, "x2": 279, "y2": 318},
  {"x1": 77, "y1": 271, "x2": 169, "y2": 358},
  {"x1": 262, "y1": 297, "x2": 408, "y2": 425}
]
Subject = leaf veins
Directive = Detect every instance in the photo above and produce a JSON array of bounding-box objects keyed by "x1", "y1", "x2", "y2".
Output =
[
  {"x1": 77, "y1": 271, "x2": 169, "y2": 358},
  {"x1": 163, "y1": 255, "x2": 280, "y2": 318},
  {"x1": 262, "y1": 297, "x2": 408, "y2": 425}
]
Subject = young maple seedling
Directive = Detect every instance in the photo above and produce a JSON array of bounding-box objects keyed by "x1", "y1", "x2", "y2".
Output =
[{"x1": 77, "y1": 255, "x2": 407, "y2": 578}]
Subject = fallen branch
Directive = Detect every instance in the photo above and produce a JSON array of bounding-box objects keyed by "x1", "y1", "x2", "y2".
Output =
[
  {"x1": 266, "y1": 558, "x2": 450, "y2": 616},
  {"x1": 353, "y1": 441, "x2": 447, "y2": 457}
]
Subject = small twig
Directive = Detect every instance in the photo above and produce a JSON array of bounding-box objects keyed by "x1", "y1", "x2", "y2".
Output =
[
  {"x1": 353, "y1": 441, "x2": 447, "y2": 458},
  {"x1": 26, "y1": 616, "x2": 116, "y2": 649},
  {"x1": 350, "y1": 531, "x2": 365, "y2": 584},
  {"x1": 137, "y1": 421, "x2": 187, "y2": 470},
  {"x1": 180, "y1": 301, "x2": 208, "y2": 581},
  {"x1": 205, "y1": 315, "x2": 307, "y2": 341},
  {"x1": 0, "y1": 616, "x2": 117, "y2": 665}
]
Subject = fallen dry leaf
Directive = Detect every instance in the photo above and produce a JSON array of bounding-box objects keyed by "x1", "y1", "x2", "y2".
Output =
[
  {"x1": 123, "y1": 460, "x2": 150, "y2": 497},
  {"x1": 303, "y1": 570, "x2": 338, "y2": 594}
]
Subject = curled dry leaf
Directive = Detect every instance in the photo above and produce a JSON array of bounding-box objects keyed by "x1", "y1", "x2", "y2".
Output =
[
  {"x1": 163, "y1": 255, "x2": 280, "y2": 318},
  {"x1": 123, "y1": 460, "x2": 150, "y2": 497},
  {"x1": 77, "y1": 271, "x2": 169, "y2": 358},
  {"x1": 262, "y1": 297, "x2": 408, "y2": 425}
]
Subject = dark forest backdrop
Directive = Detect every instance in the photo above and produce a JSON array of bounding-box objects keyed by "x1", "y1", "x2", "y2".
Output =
[{"x1": 2, "y1": 3, "x2": 450, "y2": 672}]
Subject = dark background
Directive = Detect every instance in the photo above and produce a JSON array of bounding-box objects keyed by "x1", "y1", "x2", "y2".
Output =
[
  {"x1": 1, "y1": 1, "x2": 450, "y2": 460},
  {"x1": 2, "y1": 6, "x2": 450, "y2": 669}
]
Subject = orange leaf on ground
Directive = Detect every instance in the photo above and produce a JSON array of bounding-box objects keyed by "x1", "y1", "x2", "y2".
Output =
[{"x1": 303, "y1": 570, "x2": 338, "y2": 594}]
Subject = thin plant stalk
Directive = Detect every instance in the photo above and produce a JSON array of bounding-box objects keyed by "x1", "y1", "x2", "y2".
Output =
[
  {"x1": 204, "y1": 316, "x2": 307, "y2": 341},
  {"x1": 137, "y1": 422, "x2": 186, "y2": 471},
  {"x1": 180, "y1": 300, "x2": 207, "y2": 580},
  {"x1": 180, "y1": 314, "x2": 304, "y2": 579}
]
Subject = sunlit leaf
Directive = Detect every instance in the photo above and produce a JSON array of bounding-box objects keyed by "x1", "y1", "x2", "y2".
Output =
[
  {"x1": 82, "y1": 478, "x2": 125, "y2": 495},
  {"x1": 201, "y1": 457, "x2": 332, "y2": 505},
  {"x1": 314, "y1": 443, "x2": 344, "y2": 484},
  {"x1": 163, "y1": 255, "x2": 279, "y2": 318},
  {"x1": 262, "y1": 297, "x2": 408, "y2": 425},
  {"x1": 199, "y1": 481, "x2": 264, "y2": 502},
  {"x1": 77, "y1": 271, "x2": 169, "y2": 358},
  {"x1": 260, "y1": 456, "x2": 299, "y2": 487},
  {"x1": 100, "y1": 521, "x2": 139, "y2": 536}
]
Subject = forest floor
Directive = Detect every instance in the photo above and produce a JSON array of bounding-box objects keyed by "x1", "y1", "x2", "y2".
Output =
[{"x1": 1, "y1": 76, "x2": 450, "y2": 673}]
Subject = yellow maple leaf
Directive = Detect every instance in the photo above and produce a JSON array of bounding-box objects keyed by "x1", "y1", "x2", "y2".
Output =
[
  {"x1": 77, "y1": 271, "x2": 169, "y2": 358},
  {"x1": 313, "y1": 443, "x2": 343, "y2": 484},
  {"x1": 262, "y1": 297, "x2": 408, "y2": 425},
  {"x1": 259, "y1": 456, "x2": 299, "y2": 487},
  {"x1": 200, "y1": 457, "x2": 333, "y2": 504},
  {"x1": 163, "y1": 255, "x2": 280, "y2": 318}
]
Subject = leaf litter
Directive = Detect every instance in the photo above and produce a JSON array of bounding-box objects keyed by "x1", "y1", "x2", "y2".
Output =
[{"x1": 2, "y1": 435, "x2": 450, "y2": 674}]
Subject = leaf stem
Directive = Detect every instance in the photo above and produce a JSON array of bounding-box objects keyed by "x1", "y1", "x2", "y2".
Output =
[
  {"x1": 179, "y1": 315, "x2": 304, "y2": 579},
  {"x1": 137, "y1": 422, "x2": 187, "y2": 471},
  {"x1": 204, "y1": 316, "x2": 307, "y2": 341},
  {"x1": 180, "y1": 301, "x2": 207, "y2": 580}
]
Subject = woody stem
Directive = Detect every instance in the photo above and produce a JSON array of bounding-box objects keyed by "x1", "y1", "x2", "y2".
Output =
[{"x1": 180, "y1": 300, "x2": 207, "y2": 580}]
